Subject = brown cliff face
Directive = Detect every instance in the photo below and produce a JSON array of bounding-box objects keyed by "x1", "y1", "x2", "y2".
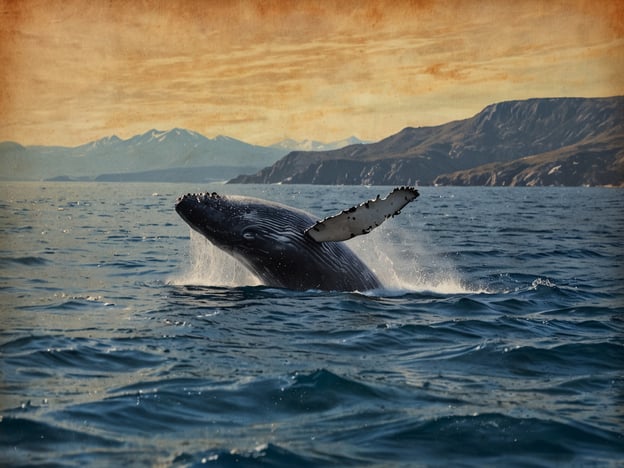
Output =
[
  {"x1": 433, "y1": 134, "x2": 624, "y2": 187},
  {"x1": 229, "y1": 96, "x2": 624, "y2": 186}
]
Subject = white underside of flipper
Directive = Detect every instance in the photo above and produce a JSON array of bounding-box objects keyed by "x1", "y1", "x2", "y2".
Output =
[{"x1": 305, "y1": 186, "x2": 419, "y2": 242}]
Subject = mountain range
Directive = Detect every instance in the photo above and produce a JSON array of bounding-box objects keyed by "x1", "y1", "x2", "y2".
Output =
[
  {"x1": 0, "y1": 129, "x2": 283, "y2": 182},
  {"x1": 2, "y1": 97, "x2": 622, "y2": 186},
  {"x1": 230, "y1": 96, "x2": 624, "y2": 187},
  {"x1": 0, "y1": 129, "x2": 373, "y2": 182}
]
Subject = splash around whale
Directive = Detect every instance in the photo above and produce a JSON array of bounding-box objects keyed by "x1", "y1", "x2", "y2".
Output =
[{"x1": 175, "y1": 187, "x2": 419, "y2": 291}]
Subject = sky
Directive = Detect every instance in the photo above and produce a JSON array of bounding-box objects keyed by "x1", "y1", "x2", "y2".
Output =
[{"x1": 1, "y1": 0, "x2": 623, "y2": 147}]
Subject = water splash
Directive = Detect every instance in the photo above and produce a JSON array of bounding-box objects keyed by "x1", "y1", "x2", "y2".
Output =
[
  {"x1": 529, "y1": 277, "x2": 557, "y2": 290},
  {"x1": 171, "y1": 226, "x2": 476, "y2": 294},
  {"x1": 349, "y1": 227, "x2": 475, "y2": 294},
  {"x1": 171, "y1": 230, "x2": 261, "y2": 287}
]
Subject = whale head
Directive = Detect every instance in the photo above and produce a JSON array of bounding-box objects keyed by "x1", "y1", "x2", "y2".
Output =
[
  {"x1": 175, "y1": 191, "x2": 315, "y2": 243},
  {"x1": 175, "y1": 192, "x2": 321, "y2": 283}
]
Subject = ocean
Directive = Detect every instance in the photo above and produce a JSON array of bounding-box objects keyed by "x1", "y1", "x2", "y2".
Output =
[{"x1": 1, "y1": 182, "x2": 622, "y2": 467}]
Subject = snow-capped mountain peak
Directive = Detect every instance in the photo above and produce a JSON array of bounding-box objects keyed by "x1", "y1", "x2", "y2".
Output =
[{"x1": 270, "y1": 136, "x2": 369, "y2": 152}]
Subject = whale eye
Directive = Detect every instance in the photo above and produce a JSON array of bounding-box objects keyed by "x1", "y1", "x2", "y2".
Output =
[{"x1": 242, "y1": 228, "x2": 257, "y2": 241}]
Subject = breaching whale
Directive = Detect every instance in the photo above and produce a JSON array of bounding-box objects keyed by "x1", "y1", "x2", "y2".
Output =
[{"x1": 175, "y1": 187, "x2": 419, "y2": 291}]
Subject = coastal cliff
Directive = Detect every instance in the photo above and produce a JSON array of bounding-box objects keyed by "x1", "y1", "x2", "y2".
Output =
[{"x1": 229, "y1": 96, "x2": 624, "y2": 186}]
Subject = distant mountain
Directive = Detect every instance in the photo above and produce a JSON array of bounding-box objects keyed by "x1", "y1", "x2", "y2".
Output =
[
  {"x1": 229, "y1": 97, "x2": 624, "y2": 187},
  {"x1": 433, "y1": 133, "x2": 624, "y2": 187},
  {"x1": 0, "y1": 128, "x2": 287, "y2": 181},
  {"x1": 269, "y1": 136, "x2": 370, "y2": 152}
]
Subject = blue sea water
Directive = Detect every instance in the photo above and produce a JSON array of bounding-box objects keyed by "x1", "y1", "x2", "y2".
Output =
[{"x1": 0, "y1": 182, "x2": 623, "y2": 467}]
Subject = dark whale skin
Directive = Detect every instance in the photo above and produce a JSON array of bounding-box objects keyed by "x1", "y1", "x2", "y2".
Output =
[{"x1": 175, "y1": 192, "x2": 381, "y2": 291}]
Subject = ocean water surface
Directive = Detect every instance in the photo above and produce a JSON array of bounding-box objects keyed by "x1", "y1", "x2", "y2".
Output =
[{"x1": 1, "y1": 182, "x2": 623, "y2": 467}]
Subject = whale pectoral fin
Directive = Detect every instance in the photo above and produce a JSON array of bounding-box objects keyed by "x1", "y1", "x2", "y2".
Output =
[{"x1": 304, "y1": 186, "x2": 419, "y2": 242}]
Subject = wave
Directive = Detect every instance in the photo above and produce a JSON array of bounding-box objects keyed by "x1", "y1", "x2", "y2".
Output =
[
  {"x1": 172, "y1": 443, "x2": 331, "y2": 467},
  {"x1": 0, "y1": 255, "x2": 50, "y2": 266},
  {"x1": 2, "y1": 335, "x2": 165, "y2": 375},
  {"x1": 15, "y1": 294, "x2": 116, "y2": 311},
  {"x1": 0, "y1": 417, "x2": 121, "y2": 467},
  {"x1": 330, "y1": 413, "x2": 624, "y2": 465},
  {"x1": 54, "y1": 370, "x2": 388, "y2": 436}
]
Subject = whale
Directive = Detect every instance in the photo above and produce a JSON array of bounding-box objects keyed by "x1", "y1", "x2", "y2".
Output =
[{"x1": 175, "y1": 187, "x2": 419, "y2": 291}]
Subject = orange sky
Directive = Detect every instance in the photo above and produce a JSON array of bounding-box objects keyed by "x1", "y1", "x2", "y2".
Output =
[{"x1": 1, "y1": 0, "x2": 623, "y2": 147}]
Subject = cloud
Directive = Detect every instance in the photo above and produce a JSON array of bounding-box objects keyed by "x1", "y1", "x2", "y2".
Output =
[{"x1": 1, "y1": 0, "x2": 623, "y2": 146}]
